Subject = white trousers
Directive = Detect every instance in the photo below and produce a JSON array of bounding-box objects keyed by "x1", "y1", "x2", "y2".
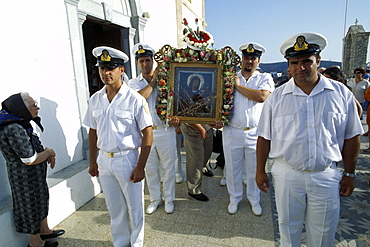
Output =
[
  {"x1": 97, "y1": 150, "x2": 144, "y2": 247},
  {"x1": 271, "y1": 160, "x2": 341, "y2": 247},
  {"x1": 223, "y1": 126, "x2": 260, "y2": 205},
  {"x1": 146, "y1": 127, "x2": 176, "y2": 203},
  {"x1": 175, "y1": 133, "x2": 183, "y2": 174}
]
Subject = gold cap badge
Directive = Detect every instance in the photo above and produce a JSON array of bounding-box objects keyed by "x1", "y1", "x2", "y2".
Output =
[
  {"x1": 293, "y1": 36, "x2": 309, "y2": 51},
  {"x1": 246, "y1": 44, "x2": 255, "y2": 53},
  {"x1": 138, "y1": 45, "x2": 145, "y2": 54},
  {"x1": 101, "y1": 50, "x2": 111, "y2": 61}
]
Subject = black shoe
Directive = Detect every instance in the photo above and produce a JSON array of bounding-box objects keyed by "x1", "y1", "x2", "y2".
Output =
[
  {"x1": 44, "y1": 241, "x2": 59, "y2": 247},
  {"x1": 188, "y1": 192, "x2": 209, "y2": 201},
  {"x1": 28, "y1": 241, "x2": 58, "y2": 247},
  {"x1": 202, "y1": 168, "x2": 214, "y2": 177},
  {"x1": 40, "y1": 230, "x2": 65, "y2": 240}
]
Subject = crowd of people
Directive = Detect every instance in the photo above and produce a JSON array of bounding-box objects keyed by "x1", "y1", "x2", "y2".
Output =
[{"x1": 0, "y1": 31, "x2": 366, "y2": 247}]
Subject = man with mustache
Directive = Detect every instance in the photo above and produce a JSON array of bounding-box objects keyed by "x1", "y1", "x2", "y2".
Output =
[
  {"x1": 128, "y1": 43, "x2": 179, "y2": 214},
  {"x1": 256, "y1": 32, "x2": 363, "y2": 247},
  {"x1": 223, "y1": 42, "x2": 274, "y2": 215}
]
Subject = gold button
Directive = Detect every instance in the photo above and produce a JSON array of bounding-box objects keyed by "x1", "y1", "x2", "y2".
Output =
[
  {"x1": 244, "y1": 127, "x2": 250, "y2": 130},
  {"x1": 108, "y1": 152, "x2": 114, "y2": 158}
]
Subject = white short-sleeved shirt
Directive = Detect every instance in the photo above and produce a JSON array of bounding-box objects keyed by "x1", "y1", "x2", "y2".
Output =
[
  {"x1": 347, "y1": 78, "x2": 369, "y2": 103},
  {"x1": 128, "y1": 74, "x2": 164, "y2": 127},
  {"x1": 83, "y1": 83, "x2": 153, "y2": 152},
  {"x1": 257, "y1": 75, "x2": 363, "y2": 171},
  {"x1": 228, "y1": 70, "x2": 274, "y2": 129}
]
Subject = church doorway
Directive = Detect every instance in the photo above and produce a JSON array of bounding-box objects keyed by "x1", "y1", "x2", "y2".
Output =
[{"x1": 82, "y1": 18, "x2": 131, "y2": 95}]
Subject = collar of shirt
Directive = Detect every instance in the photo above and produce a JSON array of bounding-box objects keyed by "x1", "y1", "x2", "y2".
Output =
[
  {"x1": 137, "y1": 73, "x2": 147, "y2": 83},
  {"x1": 237, "y1": 70, "x2": 260, "y2": 84},
  {"x1": 97, "y1": 82, "x2": 130, "y2": 98},
  {"x1": 281, "y1": 73, "x2": 335, "y2": 97}
]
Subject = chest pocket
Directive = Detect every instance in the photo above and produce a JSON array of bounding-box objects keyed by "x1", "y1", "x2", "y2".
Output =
[
  {"x1": 325, "y1": 112, "x2": 346, "y2": 137},
  {"x1": 114, "y1": 109, "x2": 134, "y2": 125},
  {"x1": 273, "y1": 115, "x2": 296, "y2": 141}
]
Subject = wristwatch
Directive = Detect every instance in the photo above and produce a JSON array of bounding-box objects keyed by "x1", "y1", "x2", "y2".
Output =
[{"x1": 343, "y1": 171, "x2": 356, "y2": 178}]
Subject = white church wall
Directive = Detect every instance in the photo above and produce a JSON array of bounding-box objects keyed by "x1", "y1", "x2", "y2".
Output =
[{"x1": 0, "y1": 0, "x2": 205, "y2": 245}]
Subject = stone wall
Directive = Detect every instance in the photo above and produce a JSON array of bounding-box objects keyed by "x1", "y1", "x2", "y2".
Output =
[{"x1": 343, "y1": 25, "x2": 370, "y2": 77}]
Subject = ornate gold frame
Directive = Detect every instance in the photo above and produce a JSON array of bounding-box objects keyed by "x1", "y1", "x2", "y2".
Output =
[
  {"x1": 154, "y1": 45, "x2": 240, "y2": 125},
  {"x1": 169, "y1": 62, "x2": 223, "y2": 124}
]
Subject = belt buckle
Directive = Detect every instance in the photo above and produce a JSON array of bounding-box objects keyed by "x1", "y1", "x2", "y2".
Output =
[
  {"x1": 107, "y1": 152, "x2": 114, "y2": 158},
  {"x1": 152, "y1": 126, "x2": 158, "y2": 130},
  {"x1": 244, "y1": 127, "x2": 250, "y2": 131}
]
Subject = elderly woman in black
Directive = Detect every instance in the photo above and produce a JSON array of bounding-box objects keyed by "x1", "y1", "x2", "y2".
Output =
[{"x1": 0, "y1": 93, "x2": 64, "y2": 247}]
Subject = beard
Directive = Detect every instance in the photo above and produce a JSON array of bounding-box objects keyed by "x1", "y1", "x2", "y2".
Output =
[{"x1": 244, "y1": 68, "x2": 252, "y2": 72}]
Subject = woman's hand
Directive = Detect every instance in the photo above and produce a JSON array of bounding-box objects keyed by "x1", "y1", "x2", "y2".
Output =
[
  {"x1": 45, "y1": 147, "x2": 56, "y2": 169},
  {"x1": 47, "y1": 156, "x2": 56, "y2": 169}
]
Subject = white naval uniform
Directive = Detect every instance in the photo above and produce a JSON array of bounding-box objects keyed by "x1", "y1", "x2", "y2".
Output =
[
  {"x1": 223, "y1": 70, "x2": 274, "y2": 205},
  {"x1": 257, "y1": 75, "x2": 363, "y2": 247},
  {"x1": 129, "y1": 75, "x2": 176, "y2": 204},
  {"x1": 83, "y1": 83, "x2": 153, "y2": 247}
]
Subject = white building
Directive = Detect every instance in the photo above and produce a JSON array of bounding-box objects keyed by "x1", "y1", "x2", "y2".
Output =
[{"x1": 0, "y1": 0, "x2": 205, "y2": 245}]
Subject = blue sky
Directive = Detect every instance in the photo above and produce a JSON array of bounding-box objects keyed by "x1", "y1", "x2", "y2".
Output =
[{"x1": 205, "y1": 0, "x2": 370, "y2": 63}]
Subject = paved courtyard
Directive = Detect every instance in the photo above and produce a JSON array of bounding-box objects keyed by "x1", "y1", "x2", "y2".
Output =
[{"x1": 56, "y1": 151, "x2": 275, "y2": 247}]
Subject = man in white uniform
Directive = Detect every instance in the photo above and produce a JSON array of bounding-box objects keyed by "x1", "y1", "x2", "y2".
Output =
[
  {"x1": 256, "y1": 32, "x2": 363, "y2": 247},
  {"x1": 128, "y1": 43, "x2": 178, "y2": 214},
  {"x1": 84, "y1": 46, "x2": 153, "y2": 247},
  {"x1": 223, "y1": 42, "x2": 274, "y2": 215}
]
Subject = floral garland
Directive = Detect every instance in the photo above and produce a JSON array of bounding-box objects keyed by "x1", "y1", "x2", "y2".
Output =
[{"x1": 155, "y1": 45, "x2": 240, "y2": 124}]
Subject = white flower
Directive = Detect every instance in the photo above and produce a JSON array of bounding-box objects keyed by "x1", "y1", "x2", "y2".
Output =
[
  {"x1": 347, "y1": 198, "x2": 370, "y2": 216},
  {"x1": 357, "y1": 218, "x2": 370, "y2": 234},
  {"x1": 335, "y1": 240, "x2": 357, "y2": 247},
  {"x1": 161, "y1": 99, "x2": 167, "y2": 103},
  {"x1": 336, "y1": 218, "x2": 357, "y2": 235},
  {"x1": 223, "y1": 105, "x2": 229, "y2": 109}
]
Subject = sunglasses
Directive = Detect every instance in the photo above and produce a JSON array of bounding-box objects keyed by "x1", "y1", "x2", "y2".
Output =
[{"x1": 354, "y1": 72, "x2": 363, "y2": 74}]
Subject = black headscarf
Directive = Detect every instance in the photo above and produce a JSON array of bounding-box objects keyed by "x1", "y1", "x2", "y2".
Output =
[{"x1": 0, "y1": 93, "x2": 44, "y2": 133}]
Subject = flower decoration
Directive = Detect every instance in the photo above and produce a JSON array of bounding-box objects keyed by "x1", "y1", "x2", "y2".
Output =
[
  {"x1": 182, "y1": 18, "x2": 214, "y2": 50},
  {"x1": 156, "y1": 62, "x2": 171, "y2": 121}
]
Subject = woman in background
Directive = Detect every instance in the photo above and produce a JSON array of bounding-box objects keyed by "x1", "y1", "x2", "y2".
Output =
[
  {"x1": 323, "y1": 67, "x2": 363, "y2": 117},
  {"x1": 347, "y1": 68, "x2": 369, "y2": 122}
]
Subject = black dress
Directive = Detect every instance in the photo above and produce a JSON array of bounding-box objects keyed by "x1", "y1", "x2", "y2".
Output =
[{"x1": 0, "y1": 123, "x2": 49, "y2": 234}]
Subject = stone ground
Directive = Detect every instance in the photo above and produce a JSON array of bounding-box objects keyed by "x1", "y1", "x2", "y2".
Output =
[{"x1": 56, "y1": 151, "x2": 275, "y2": 247}]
